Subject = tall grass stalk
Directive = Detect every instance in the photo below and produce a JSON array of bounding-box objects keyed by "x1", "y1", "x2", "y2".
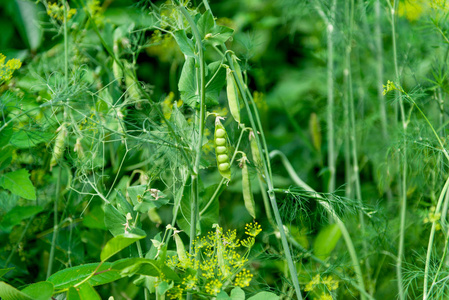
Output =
[
  {"x1": 375, "y1": 0, "x2": 389, "y2": 140},
  {"x1": 387, "y1": 1, "x2": 407, "y2": 298}
]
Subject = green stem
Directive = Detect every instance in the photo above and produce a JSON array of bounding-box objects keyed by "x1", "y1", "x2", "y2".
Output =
[
  {"x1": 174, "y1": 2, "x2": 206, "y2": 255},
  {"x1": 269, "y1": 150, "x2": 368, "y2": 297},
  {"x1": 47, "y1": 167, "x2": 62, "y2": 279},
  {"x1": 423, "y1": 176, "x2": 449, "y2": 299},
  {"x1": 387, "y1": 1, "x2": 407, "y2": 298}
]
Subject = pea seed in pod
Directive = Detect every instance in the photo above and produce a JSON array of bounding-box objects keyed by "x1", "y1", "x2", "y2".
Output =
[
  {"x1": 216, "y1": 146, "x2": 227, "y2": 154},
  {"x1": 215, "y1": 128, "x2": 226, "y2": 138},
  {"x1": 218, "y1": 163, "x2": 230, "y2": 171},
  {"x1": 217, "y1": 154, "x2": 228, "y2": 163},
  {"x1": 214, "y1": 117, "x2": 231, "y2": 181},
  {"x1": 215, "y1": 137, "x2": 226, "y2": 146}
]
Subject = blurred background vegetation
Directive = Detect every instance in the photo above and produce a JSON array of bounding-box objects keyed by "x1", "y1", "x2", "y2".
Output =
[{"x1": 2, "y1": 0, "x2": 449, "y2": 299}]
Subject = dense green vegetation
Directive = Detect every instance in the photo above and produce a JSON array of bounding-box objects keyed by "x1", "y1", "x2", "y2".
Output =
[{"x1": 2, "y1": 0, "x2": 449, "y2": 299}]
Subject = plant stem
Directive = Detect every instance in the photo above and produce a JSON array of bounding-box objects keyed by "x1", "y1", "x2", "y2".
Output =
[
  {"x1": 47, "y1": 166, "x2": 62, "y2": 279},
  {"x1": 387, "y1": 0, "x2": 407, "y2": 298},
  {"x1": 269, "y1": 150, "x2": 368, "y2": 298},
  {"x1": 375, "y1": 0, "x2": 388, "y2": 140},
  {"x1": 174, "y1": 3, "x2": 206, "y2": 255},
  {"x1": 423, "y1": 176, "x2": 449, "y2": 299}
]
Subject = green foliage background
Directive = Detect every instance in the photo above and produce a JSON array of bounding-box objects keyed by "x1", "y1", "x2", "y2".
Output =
[{"x1": 2, "y1": 0, "x2": 449, "y2": 299}]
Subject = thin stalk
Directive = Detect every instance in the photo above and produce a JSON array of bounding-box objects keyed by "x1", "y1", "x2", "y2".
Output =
[
  {"x1": 345, "y1": 0, "x2": 370, "y2": 292},
  {"x1": 269, "y1": 150, "x2": 368, "y2": 297},
  {"x1": 423, "y1": 176, "x2": 449, "y2": 300},
  {"x1": 387, "y1": 0, "x2": 407, "y2": 298},
  {"x1": 173, "y1": 3, "x2": 206, "y2": 255},
  {"x1": 327, "y1": 0, "x2": 337, "y2": 195},
  {"x1": 426, "y1": 224, "x2": 449, "y2": 298},
  {"x1": 375, "y1": 0, "x2": 388, "y2": 140},
  {"x1": 47, "y1": 167, "x2": 62, "y2": 279}
]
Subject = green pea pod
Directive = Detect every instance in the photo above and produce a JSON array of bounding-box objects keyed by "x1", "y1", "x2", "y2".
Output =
[
  {"x1": 249, "y1": 130, "x2": 262, "y2": 168},
  {"x1": 240, "y1": 154, "x2": 256, "y2": 219},
  {"x1": 231, "y1": 53, "x2": 245, "y2": 87},
  {"x1": 214, "y1": 117, "x2": 231, "y2": 181},
  {"x1": 226, "y1": 68, "x2": 241, "y2": 124},
  {"x1": 50, "y1": 123, "x2": 67, "y2": 170}
]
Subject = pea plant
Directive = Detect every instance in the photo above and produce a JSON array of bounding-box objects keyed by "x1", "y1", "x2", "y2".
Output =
[{"x1": 4, "y1": 0, "x2": 449, "y2": 299}]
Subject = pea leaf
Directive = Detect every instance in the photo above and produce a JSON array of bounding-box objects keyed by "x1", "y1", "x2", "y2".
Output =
[
  {"x1": 0, "y1": 169, "x2": 36, "y2": 200},
  {"x1": 0, "y1": 205, "x2": 43, "y2": 231},
  {"x1": 101, "y1": 233, "x2": 146, "y2": 262},
  {"x1": 0, "y1": 281, "x2": 33, "y2": 300},
  {"x1": 78, "y1": 283, "x2": 101, "y2": 300},
  {"x1": 313, "y1": 224, "x2": 342, "y2": 260},
  {"x1": 47, "y1": 263, "x2": 121, "y2": 290},
  {"x1": 21, "y1": 281, "x2": 54, "y2": 300},
  {"x1": 67, "y1": 287, "x2": 81, "y2": 300},
  {"x1": 247, "y1": 292, "x2": 279, "y2": 300},
  {"x1": 197, "y1": 10, "x2": 215, "y2": 39},
  {"x1": 173, "y1": 30, "x2": 195, "y2": 57},
  {"x1": 230, "y1": 287, "x2": 245, "y2": 300}
]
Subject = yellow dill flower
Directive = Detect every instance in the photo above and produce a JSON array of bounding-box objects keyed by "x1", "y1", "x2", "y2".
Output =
[
  {"x1": 304, "y1": 274, "x2": 321, "y2": 292},
  {"x1": 234, "y1": 269, "x2": 253, "y2": 287},
  {"x1": 241, "y1": 237, "x2": 255, "y2": 248},
  {"x1": 0, "y1": 54, "x2": 22, "y2": 81},
  {"x1": 318, "y1": 293, "x2": 333, "y2": 300},
  {"x1": 245, "y1": 221, "x2": 262, "y2": 237},
  {"x1": 398, "y1": 0, "x2": 427, "y2": 21},
  {"x1": 253, "y1": 91, "x2": 268, "y2": 112},
  {"x1": 167, "y1": 285, "x2": 184, "y2": 299},
  {"x1": 205, "y1": 279, "x2": 223, "y2": 295},
  {"x1": 47, "y1": 3, "x2": 76, "y2": 21},
  {"x1": 424, "y1": 206, "x2": 442, "y2": 231},
  {"x1": 182, "y1": 275, "x2": 197, "y2": 290},
  {"x1": 322, "y1": 275, "x2": 339, "y2": 291},
  {"x1": 382, "y1": 80, "x2": 397, "y2": 95}
]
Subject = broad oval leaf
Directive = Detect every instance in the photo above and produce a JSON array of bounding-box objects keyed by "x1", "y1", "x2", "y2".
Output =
[
  {"x1": 247, "y1": 291, "x2": 279, "y2": 300},
  {"x1": 47, "y1": 262, "x2": 120, "y2": 290},
  {"x1": 230, "y1": 287, "x2": 245, "y2": 300},
  {"x1": 0, "y1": 281, "x2": 33, "y2": 300},
  {"x1": 0, "y1": 169, "x2": 36, "y2": 200},
  {"x1": 101, "y1": 233, "x2": 146, "y2": 262},
  {"x1": 21, "y1": 281, "x2": 54, "y2": 300}
]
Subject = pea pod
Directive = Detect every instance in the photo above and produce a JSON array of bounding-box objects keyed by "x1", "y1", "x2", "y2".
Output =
[
  {"x1": 240, "y1": 154, "x2": 256, "y2": 219},
  {"x1": 249, "y1": 130, "x2": 262, "y2": 168},
  {"x1": 226, "y1": 68, "x2": 241, "y2": 124},
  {"x1": 50, "y1": 123, "x2": 67, "y2": 171},
  {"x1": 214, "y1": 117, "x2": 231, "y2": 181}
]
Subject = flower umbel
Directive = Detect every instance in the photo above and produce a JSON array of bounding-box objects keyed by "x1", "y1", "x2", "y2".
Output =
[{"x1": 0, "y1": 53, "x2": 22, "y2": 82}]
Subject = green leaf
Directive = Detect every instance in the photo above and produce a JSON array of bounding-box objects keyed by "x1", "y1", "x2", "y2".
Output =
[
  {"x1": 0, "y1": 122, "x2": 13, "y2": 148},
  {"x1": 247, "y1": 292, "x2": 279, "y2": 300},
  {"x1": 0, "y1": 281, "x2": 32, "y2": 300},
  {"x1": 230, "y1": 287, "x2": 245, "y2": 300},
  {"x1": 0, "y1": 169, "x2": 36, "y2": 200},
  {"x1": 205, "y1": 61, "x2": 226, "y2": 106},
  {"x1": 197, "y1": 10, "x2": 215, "y2": 39},
  {"x1": 13, "y1": 0, "x2": 43, "y2": 51},
  {"x1": 0, "y1": 205, "x2": 43, "y2": 231},
  {"x1": 173, "y1": 30, "x2": 195, "y2": 57},
  {"x1": 83, "y1": 205, "x2": 106, "y2": 230},
  {"x1": 9, "y1": 130, "x2": 53, "y2": 149},
  {"x1": 0, "y1": 146, "x2": 13, "y2": 172},
  {"x1": 313, "y1": 224, "x2": 342, "y2": 260},
  {"x1": 112, "y1": 258, "x2": 180, "y2": 281},
  {"x1": 78, "y1": 283, "x2": 101, "y2": 300},
  {"x1": 206, "y1": 25, "x2": 234, "y2": 45},
  {"x1": 104, "y1": 203, "x2": 126, "y2": 236},
  {"x1": 217, "y1": 290, "x2": 231, "y2": 299},
  {"x1": 101, "y1": 233, "x2": 146, "y2": 262},
  {"x1": 178, "y1": 57, "x2": 197, "y2": 107},
  {"x1": 47, "y1": 262, "x2": 121, "y2": 290},
  {"x1": 67, "y1": 287, "x2": 81, "y2": 300},
  {"x1": 0, "y1": 268, "x2": 14, "y2": 278},
  {"x1": 21, "y1": 281, "x2": 54, "y2": 300}
]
